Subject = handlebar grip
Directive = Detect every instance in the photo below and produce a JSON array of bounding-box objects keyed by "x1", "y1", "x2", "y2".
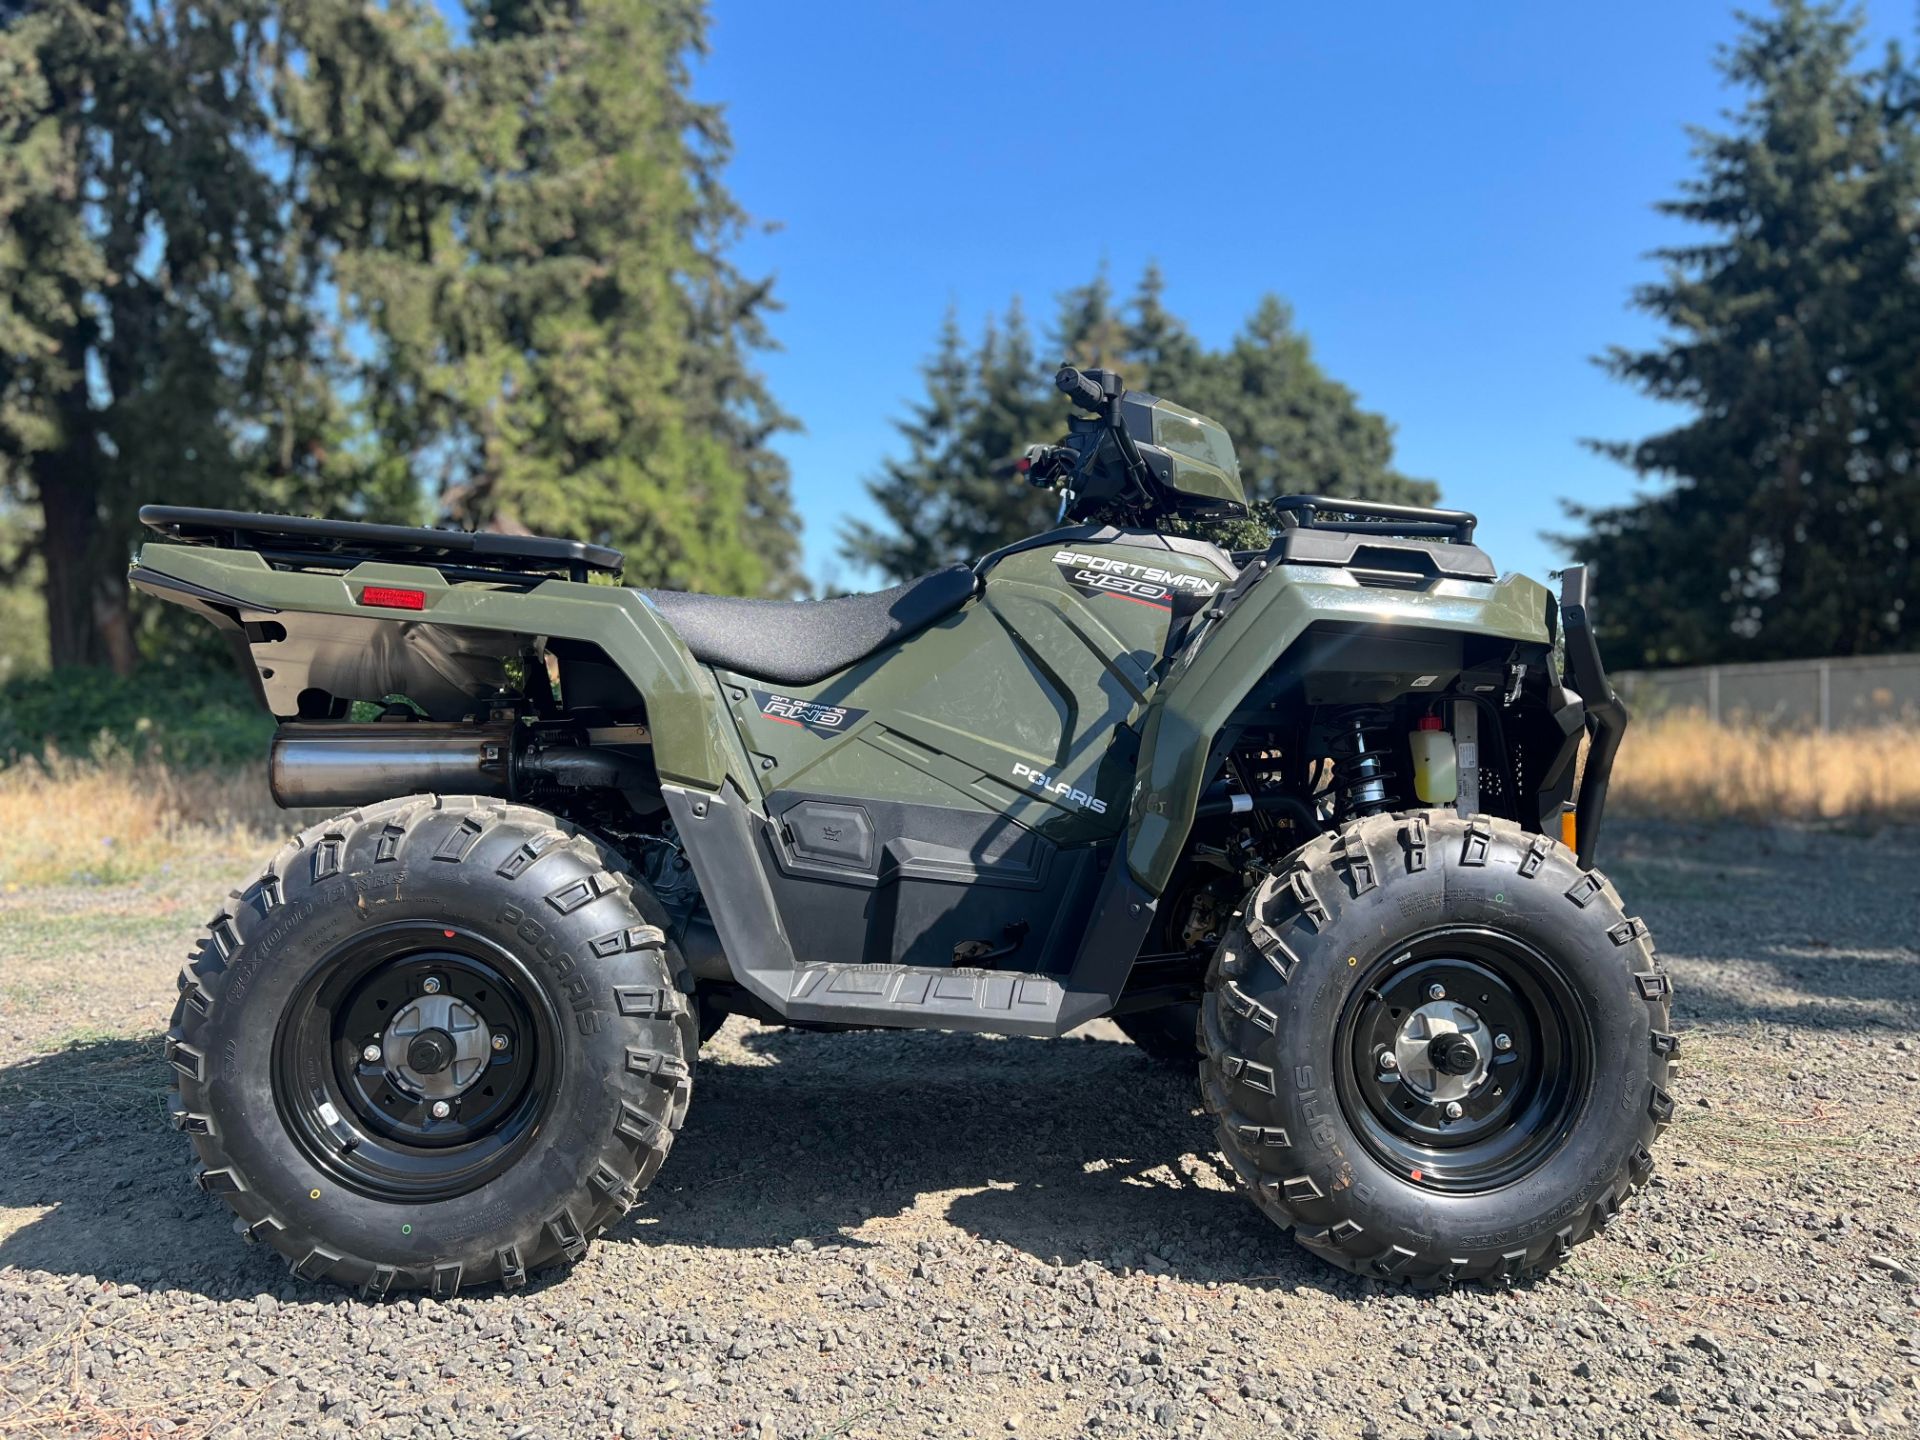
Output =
[{"x1": 1055, "y1": 365, "x2": 1106, "y2": 413}]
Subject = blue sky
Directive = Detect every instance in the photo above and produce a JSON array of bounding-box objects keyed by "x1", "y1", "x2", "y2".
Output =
[{"x1": 693, "y1": 0, "x2": 1911, "y2": 591}]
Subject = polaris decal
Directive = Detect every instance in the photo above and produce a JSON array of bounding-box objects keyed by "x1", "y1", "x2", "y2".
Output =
[
  {"x1": 753, "y1": 689, "x2": 867, "y2": 735},
  {"x1": 1051, "y1": 550, "x2": 1222, "y2": 612},
  {"x1": 1011, "y1": 761, "x2": 1109, "y2": 815}
]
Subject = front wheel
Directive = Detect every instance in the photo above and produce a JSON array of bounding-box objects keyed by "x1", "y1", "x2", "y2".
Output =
[
  {"x1": 166, "y1": 796, "x2": 696, "y2": 1298},
  {"x1": 1201, "y1": 811, "x2": 1675, "y2": 1286}
]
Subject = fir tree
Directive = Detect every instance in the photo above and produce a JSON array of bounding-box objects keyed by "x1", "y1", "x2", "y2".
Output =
[
  {"x1": 1053, "y1": 264, "x2": 1127, "y2": 371},
  {"x1": 1121, "y1": 262, "x2": 1202, "y2": 398},
  {"x1": 850, "y1": 265, "x2": 1437, "y2": 578},
  {"x1": 1, "y1": 2, "x2": 290, "y2": 670},
  {"x1": 1191, "y1": 294, "x2": 1437, "y2": 518},
  {"x1": 841, "y1": 311, "x2": 974, "y2": 581},
  {"x1": 294, "y1": 0, "x2": 798, "y2": 595},
  {"x1": 842, "y1": 303, "x2": 1056, "y2": 579},
  {"x1": 1564, "y1": 0, "x2": 1920, "y2": 664}
]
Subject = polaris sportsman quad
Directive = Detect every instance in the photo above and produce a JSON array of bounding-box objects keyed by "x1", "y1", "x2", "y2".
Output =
[{"x1": 133, "y1": 364, "x2": 1672, "y2": 1298}]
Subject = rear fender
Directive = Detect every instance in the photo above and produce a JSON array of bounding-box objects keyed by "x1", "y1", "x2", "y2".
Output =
[
  {"x1": 129, "y1": 543, "x2": 742, "y2": 791},
  {"x1": 1127, "y1": 564, "x2": 1554, "y2": 894}
]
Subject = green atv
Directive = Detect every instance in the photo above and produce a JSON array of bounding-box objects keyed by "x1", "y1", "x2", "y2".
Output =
[{"x1": 134, "y1": 365, "x2": 1673, "y2": 1298}]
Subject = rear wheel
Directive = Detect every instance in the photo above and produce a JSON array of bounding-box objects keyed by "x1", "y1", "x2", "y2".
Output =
[
  {"x1": 1200, "y1": 810, "x2": 1675, "y2": 1286},
  {"x1": 166, "y1": 796, "x2": 695, "y2": 1297}
]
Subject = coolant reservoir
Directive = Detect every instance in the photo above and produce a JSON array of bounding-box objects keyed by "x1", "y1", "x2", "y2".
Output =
[{"x1": 1410, "y1": 716, "x2": 1459, "y2": 804}]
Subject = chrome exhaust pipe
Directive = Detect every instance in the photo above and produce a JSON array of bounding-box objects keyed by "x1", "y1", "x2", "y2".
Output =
[{"x1": 269, "y1": 722, "x2": 516, "y2": 808}]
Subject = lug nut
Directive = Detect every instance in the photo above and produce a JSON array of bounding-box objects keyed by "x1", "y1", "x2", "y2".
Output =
[
  {"x1": 1494, "y1": 1033, "x2": 1513, "y2": 1052},
  {"x1": 1427, "y1": 983, "x2": 1446, "y2": 1001},
  {"x1": 361, "y1": 1043, "x2": 383, "y2": 1064},
  {"x1": 491, "y1": 1033, "x2": 509, "y2": 1052},
  {"x1": 1444, "y1": 1101, "x2": 1464, "y2": 1119},
  {"x1": 430, "y1": 1100, "x2": 452, "y2": 1119},
  {"x1": 1378, "y1": 1051, "x2": 1399, "y2": 1071},
  {"x1": 422, "y1": 976, "x2": 443, "y2": 994}
]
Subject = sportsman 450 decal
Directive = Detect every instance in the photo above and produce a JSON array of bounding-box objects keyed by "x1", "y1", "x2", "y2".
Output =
[
  {"x1": 1011, "y1": 761, "x2": 1109, "y2": 815},
  {"x1": 1052, "y1": 550, "x2": 1222, "y2": 611},
  {"x1": 753, "y1": 690, "x2": 868, "y2": 735}
]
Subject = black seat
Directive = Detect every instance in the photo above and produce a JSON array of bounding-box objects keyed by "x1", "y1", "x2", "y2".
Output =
[{"x1": 640, "y1": 565, "x2": 977, "y2": 686}]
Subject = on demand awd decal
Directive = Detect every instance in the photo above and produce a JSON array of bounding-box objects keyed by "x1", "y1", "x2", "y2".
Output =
[
  {"x1": 1051, "y1": 550, "x2": 1222, "y2": 612},
  {"x1": 753, "y1": 689, "x2": 868, "y2": 735}
]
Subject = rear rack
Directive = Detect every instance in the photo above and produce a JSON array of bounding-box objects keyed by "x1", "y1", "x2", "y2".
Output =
[
  {"x1": 1271, "y1": 494, "x2": 1478, "y2": 544},
  {"x1": 138, "y1": 506, "x2": 623, "y2": 585}
]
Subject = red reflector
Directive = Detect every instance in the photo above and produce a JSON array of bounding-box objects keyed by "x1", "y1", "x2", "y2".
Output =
[{"x1": 359, "y1": 586, "x2": 426, "y2": 610}]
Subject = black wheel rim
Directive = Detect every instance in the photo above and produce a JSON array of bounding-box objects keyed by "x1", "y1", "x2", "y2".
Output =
[
  {"x1": 1333, "y1": 926, "x2": 1592, "y2": 1194},
  {"x1": 273, "y1": 922, "x2": 561, "y2": 1202}
]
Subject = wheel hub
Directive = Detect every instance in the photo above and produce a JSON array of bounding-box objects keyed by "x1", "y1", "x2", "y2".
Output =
[
  {"x1": 381, "y1": 993, "x2": 492, "y2": 1100},
  {"x1": 1336, "y1": 927, "x2": 1592, "y2": 1194},
  {"x1": 276, "y1": 929, "x2": 556, "y2": 1202},
  {"x1": 1390, "y1": 1000, "x2": 1490, "y2": 1103}
]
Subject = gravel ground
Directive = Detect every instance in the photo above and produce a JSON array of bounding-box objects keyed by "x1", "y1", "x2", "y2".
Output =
[{"x1": 0, "y1": 819, "x2": 1916, "y2": 1439}]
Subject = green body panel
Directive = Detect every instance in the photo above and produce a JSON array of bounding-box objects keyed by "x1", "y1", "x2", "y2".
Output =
[
  {"x1": 714, "y1": 537, "x2": 1233, "y2": 847},
  {"x1": 131, "y1": 542, "x2": 749, "y2": 790},
  {"x1": 1127, "y1": 564, "x2": 1554, "y2": 893},
  {"x1": 135, "y1": 533, "x2": 1548, "y2": 901}
]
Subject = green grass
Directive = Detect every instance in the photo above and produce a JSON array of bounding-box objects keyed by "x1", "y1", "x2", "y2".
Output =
[{"x1": 0, "y1": 663, "x2": 271, "y2": 769}]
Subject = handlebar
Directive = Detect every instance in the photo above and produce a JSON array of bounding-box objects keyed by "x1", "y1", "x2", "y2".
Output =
[{"x1": 1055, "y1": 365, "x2": 1108, "y2": 413}]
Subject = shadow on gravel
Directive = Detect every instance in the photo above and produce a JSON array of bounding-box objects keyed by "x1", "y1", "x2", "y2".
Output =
[
  {"x1": 0, "y1": 1034, "x2": 294, "y2": 1297},
  {"x1": 1608, "y1": 823, "x2": 1920, "y2": 1034},
  {"x1": 618, "y1": 1025, "x2": 1344, "y2": 1294},
  {"x1": 1672, "y1": 947, "x2": 1920, "y2": 1032},
  {"x1": 0, "y1": 1028, "x2": 1337, "y2": 1298}
]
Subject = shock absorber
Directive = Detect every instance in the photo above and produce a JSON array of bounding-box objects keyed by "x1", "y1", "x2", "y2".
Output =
[{"x1": 1327, "y1": 706, "x2": 1399, "y2": 819}]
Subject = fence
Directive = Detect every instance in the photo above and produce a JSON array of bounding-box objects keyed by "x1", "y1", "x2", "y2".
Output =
[{"x1": 1612, "y1": 651, "x2": 1920, "y2": 732}]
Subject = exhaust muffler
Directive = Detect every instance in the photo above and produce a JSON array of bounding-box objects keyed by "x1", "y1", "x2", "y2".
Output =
[{"x1": 269, "y1": 722, "x2": 516, "y2": 808}]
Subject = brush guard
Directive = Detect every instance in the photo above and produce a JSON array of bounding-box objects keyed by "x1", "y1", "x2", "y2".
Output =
[{"x1": 1557, "y1": 565, "x2": 1628, "y2": 869}]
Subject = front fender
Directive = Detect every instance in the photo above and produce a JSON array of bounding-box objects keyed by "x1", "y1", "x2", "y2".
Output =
[
  {"x1": 1127, "y1": 565, "x2": 1554, "y2": 894},
  {"x1": 129, "y1": 543, "x2": 740, "y2": 791}
]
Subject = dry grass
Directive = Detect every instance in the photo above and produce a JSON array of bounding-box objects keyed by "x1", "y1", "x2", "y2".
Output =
[
  {"x1": 0, "y1": 750, "x2": 285, "y2": 891},
  {"x1": 1, "y1": 715, "x2": 1914, "y2": 891},
  {"x1": 1610, "y1": 712, "x2": 1920, "y2": 822}
]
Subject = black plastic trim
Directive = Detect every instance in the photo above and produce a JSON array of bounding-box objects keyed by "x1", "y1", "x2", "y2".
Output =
[
  {"x1": 128, "y1": 565, "x2": 274, "y2": 711},
  {"x1": 664, "y1": 779, "x2": 1158, "y2": 1037},
  {"x1": 974, "y1": 524, "x2": 1239, "y2": 581},
  {"x1": 139, "y1": 505, "x2": 622, "y2": 580},
  {"x1": 128, "y1": 564, "x2": 279, "y2": 617},
  {"x1": 1271, "y1": 528, "x2": 1497, "y2": 583},
  {"x1": 1272, "y1": 494, "x2": 1479, "y2": 544},
  {"x1": 1558, "y1": 565, "x2": 1628, "y2": 868}
]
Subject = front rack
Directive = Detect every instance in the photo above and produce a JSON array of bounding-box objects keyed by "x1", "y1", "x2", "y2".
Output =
[{"x1": 1271, "y1": 494, "x2": 1479, "y2": 544}]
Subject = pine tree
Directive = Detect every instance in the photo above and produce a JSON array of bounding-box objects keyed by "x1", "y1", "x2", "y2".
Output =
[
  {"x1": 1121, "y1": 262, "x2": 1202, "y2": 398},
  {"x1": 661, "y1": 0, "x2": 804, "y2": 594},
  {"x1": 2, "y1": 2, "x2": 287, "y2": 671},
  {"x1": 842, "y1": 303, "x2": 1056, "y2": 580},
  {"x1": 1189, "y1": 295, "x2": 1437, "y2": 517},
  {"x1": 840, "y1": 311, "x2": 974, "y2": 581},
  {"x1": 0, "y1": 1, "x2": 430, "y2": 673},
  {"x1": 1053, "y1": 264, "x2": 1127, "y2": 371},
  {"x1": 1563, "y1": 0, "x2": 1920, "y2": 665},
  {"x1": 292, "y1": 0, "x2": 797, "y2": 596},
  {"x1": 851, "y1": 266, "x2": 1439, "y2": 578}
]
